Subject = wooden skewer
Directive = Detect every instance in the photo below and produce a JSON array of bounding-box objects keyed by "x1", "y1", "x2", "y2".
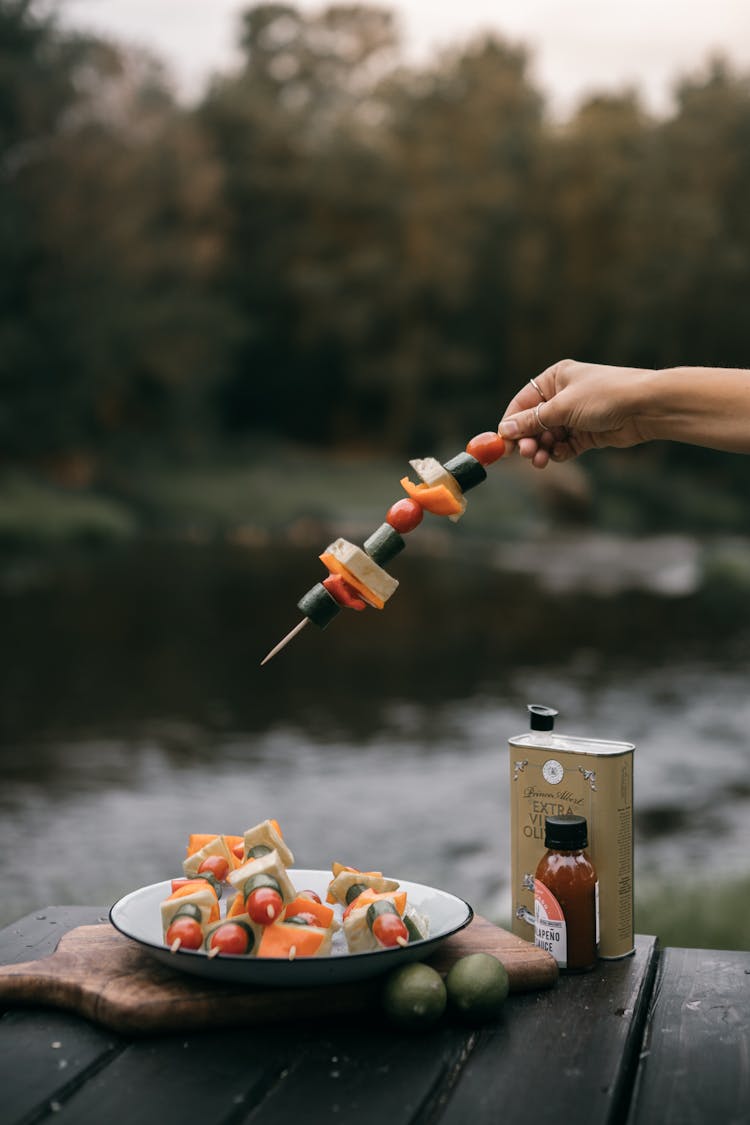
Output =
[{"x1": 260, "y1": 617, "x2": 310, "y2": 666}]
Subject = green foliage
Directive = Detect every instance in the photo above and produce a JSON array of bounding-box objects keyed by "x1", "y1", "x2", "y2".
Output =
[
  {"x1": 0, "y1": 471, "x2": 135, "y2": 545},
  {"x1": 636, "y1": 874, "x2": 750, "y2": 951},
  {"x1": 3, "y1": 1, "x2": 750, "y2": 528}
]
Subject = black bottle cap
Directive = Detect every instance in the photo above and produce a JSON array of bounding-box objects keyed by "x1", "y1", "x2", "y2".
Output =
[
  {"x1": 544, "y1": 814, "x2": 588, "y2": 850},
  {"x1": 527, "y1": 704, "x2": 558, "y2": 731}
]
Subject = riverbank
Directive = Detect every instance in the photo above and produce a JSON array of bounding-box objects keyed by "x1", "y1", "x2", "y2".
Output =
[
  {"x1": 4, "y1": 440, "x2": 750, "y2": 556},
  {"x1": 0, "y1": 444, "x2": 544, "y2": 551}
]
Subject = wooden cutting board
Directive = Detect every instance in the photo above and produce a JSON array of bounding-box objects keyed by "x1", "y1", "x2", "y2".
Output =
[{"x1": 0, "y1": 916, "x2": 556, "y2": 1035}]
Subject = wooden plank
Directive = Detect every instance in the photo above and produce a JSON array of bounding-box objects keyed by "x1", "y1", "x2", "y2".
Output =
[
  {"x1": 436, "y1": 936, "x2": 659, "y2": 1125},
  {"x1": 0, "y1": 907, "x2": 109, "y2": 968},
  {"x1": 224, "y1": 1023, "x2": 476, "y2": 1125},
  {"x1": 28, "y1": 1025, "x2": 294, "y2": 1125},
  {"x1": 0, "y1": 910, "x2": 124, "y2": 1123},
  {"x1": 0, "y1": 913, "x2": 556, "y2": 1036},
  {"x1": 0, "y1": 1008, "x2": 122, "y2": 1123},
  {"x1": 627, "y1": 947, "x2": 750, "y2": 1125}
]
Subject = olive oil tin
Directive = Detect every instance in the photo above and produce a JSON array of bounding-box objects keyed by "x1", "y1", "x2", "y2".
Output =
[{"x1": 509, "y1": 706, "x2": 635, "y2": 960}]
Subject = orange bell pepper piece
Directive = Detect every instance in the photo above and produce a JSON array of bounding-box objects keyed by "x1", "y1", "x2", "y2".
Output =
[
  {"x1": 257, "y1": 923, "x2": 326, "y2": 959},
  {"x1": 399, "y1": 477, "x2": 464, "y2": 516},
  {"x1": 284, "y1": 896, "x2": 335, "y2": 928},
  {"x1": 343, "y1": 888, "x2": 407, "y2": 920},
  {"x1": 319, "y1": 552, "x2": 384, "y2": 609}
]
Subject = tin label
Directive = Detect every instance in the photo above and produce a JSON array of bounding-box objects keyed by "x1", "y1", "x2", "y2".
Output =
[{"x1": 509, "y1": 731, "x2": 634, "y2": 960}]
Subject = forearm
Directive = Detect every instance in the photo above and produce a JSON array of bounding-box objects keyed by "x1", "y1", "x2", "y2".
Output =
[{"x1": 635, "y1": 367, "x2": 750, "y2": 453}]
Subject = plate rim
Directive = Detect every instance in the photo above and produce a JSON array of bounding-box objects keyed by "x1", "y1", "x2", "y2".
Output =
[{"x1": 109, "y1": 868, "x2": 474, "y2": 969}]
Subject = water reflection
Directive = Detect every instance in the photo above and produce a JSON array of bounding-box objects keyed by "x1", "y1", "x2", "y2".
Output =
[{"x1": 1, "y1": 541, "x2": 750, "y2": 929}]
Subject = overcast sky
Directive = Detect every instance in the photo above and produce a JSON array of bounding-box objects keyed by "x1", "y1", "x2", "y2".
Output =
[{"x1": 60, "y1": 0, "x2": 750, "y2": 116}]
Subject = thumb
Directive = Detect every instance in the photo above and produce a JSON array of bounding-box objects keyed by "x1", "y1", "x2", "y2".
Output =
[{"x1": 499, "y1": 403, "x2": 555, "y2": 440}]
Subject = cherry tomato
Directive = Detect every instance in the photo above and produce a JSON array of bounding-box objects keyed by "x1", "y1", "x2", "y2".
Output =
[
  {"x1": 165, "y1": 915, "x2": 203, "y2": 950},
  {"x1": 323, "y1": 574, "x2": 367, "y2": 611},
  {"x1": 372, "y1": 913, "x2": 409, "y2": 948},
  {"x1": 343, "y1": 896, "x2": 365, "y2": 921},
  {"x1": 466, "y1": 432, "x2": 506, "y2": 466},
  {"x1": 298, "y1": 889, "x2": 322, "y2": 904},
  {"x1": 207, "y1": 922, "x2": 252, "y2": 956},
  {"x1": 232, "y1": 841, "x2": 245, "y2": 860},
  {"x1": 198, "y1": 855, "x2": 229, "y2": 881},
  {"x1": 246, "y1": 886, "x2": 283, "y2": 925},
  {"x1": 386, "y1": 497, "x2": 424, "y2": 533}
]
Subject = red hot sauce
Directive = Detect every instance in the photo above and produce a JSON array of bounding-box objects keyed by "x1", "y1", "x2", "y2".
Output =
[{"x1": 534, "y1": 814, "x2": 598, "y2": 972}]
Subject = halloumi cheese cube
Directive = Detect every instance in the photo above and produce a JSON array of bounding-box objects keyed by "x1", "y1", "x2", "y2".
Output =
[
  {"x1": 321, "y1": 538, "x2": 398, "y2": 606},
  {"x1": 409, "y1": 457, "x2": 467, "y2": 521},
  {"x1": 327, "y1": 869, "x2": 400, "y2": 907},
  {"x1": 242, "y1": 819, "x2": 294, "y2": 868},
  {"x1": 160, "y1": 887, "x2": 218, "y2": 935},
  {"x1": 228, "y1": 849, "x2": 297, "y2": 904},
  {"x1": 183, "y1": 835, "x2": 236, "y2": 879}
]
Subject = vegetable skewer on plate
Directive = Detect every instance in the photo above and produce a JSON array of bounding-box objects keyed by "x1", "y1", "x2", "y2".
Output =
[
  {"x1": 158, "y1": 823, "x2": 434, "y2": 959},
  {"x1": 261, "y1": 432, "x2": 506, "y2": 664}
]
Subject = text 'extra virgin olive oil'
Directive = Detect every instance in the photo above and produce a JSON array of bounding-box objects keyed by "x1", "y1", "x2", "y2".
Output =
[{"x1": 509, "y1": 705, "x2": 635, "y2": 960}]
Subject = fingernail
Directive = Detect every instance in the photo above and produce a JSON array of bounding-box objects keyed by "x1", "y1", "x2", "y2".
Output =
[{"x1": 499, "y1": 420, "x2": 519, "y2": 438}]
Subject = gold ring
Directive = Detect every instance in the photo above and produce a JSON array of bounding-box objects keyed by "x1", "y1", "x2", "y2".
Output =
[
  {"x1": 529, "y1": 377, "x2": 547, "y2": 402},
  {"x1": 534, "y1": 403, "x2": 551, "y2": 431}
]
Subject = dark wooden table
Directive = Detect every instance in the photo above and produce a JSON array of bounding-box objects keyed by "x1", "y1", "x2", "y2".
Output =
[{"x1": 1, "y1": 908, "x2": 748, "y2": 1125}]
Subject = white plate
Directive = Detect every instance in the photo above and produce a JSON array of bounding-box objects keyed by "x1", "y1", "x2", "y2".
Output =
[{"x1": 110, "y1": 869, "x2": 473, "y2": 987}]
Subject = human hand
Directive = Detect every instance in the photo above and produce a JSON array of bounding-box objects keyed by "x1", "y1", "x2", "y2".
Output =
[{"x1": 498, "y1": 359, "x2": 652, "y2": 468}]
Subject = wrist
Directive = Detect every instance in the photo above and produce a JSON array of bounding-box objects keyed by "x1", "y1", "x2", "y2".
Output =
[{"x1": 622, "y1": 367, "x2": 668, "y2": 443}]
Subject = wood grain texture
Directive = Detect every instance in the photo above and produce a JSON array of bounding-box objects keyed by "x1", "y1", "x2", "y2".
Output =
[
  {"x1": 437, "y1": 935, "x2": 659, "y2": 1125},
  {"x1": 627, "y1": 946, "x2": 750, "y2": 1125},
  {"x1": 0, "y1": 914, "x2": 557, "y2": 1035}
]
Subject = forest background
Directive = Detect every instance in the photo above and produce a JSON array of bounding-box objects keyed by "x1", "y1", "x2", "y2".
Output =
[{"x1": 3, "y1": 0, "x2": 750, "y2": 547}]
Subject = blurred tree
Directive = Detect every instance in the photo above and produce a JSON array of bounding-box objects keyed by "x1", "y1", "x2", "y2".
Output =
[
  {"x1": 524, "y1": 92, "x2": 651, "y2": 364},
  {"x1": 0, "y1": 0, "x2": 234, "y2": 473},
  {"x1": 330, "y1": 34, "x2": 545, "y2": 452},
  {"x1": 618, "y1": 58, "x2": 750, "y2": 369},
  {"x1": 203, "y1": 13, "x2": 545, "y2": 452},
  {"x1": 201, "y1": 3, "x2": 401, "y2": 445}
]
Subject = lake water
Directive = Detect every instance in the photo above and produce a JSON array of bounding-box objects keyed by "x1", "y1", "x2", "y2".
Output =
[{"x1": 2, "y1": 537, "x2": 750, "y2": 931}]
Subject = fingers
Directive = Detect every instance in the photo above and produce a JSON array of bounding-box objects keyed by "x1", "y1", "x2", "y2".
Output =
[
  {"x1": 498, "y1": 361, "x2": 578, "y2": 463},
  {"x1": 523, "y1": 437, "x2": 575, "y2": 469},
  {"x1": 499, "y1": 402, "x2": 562, "y2": 442},
  {"x1": 498, "y1": 398, "x2": 572, "y2": 469},
  {"x1": 499, "y1": 383, "x2": 548, "y2": 456},
  {"x1": 502, "y1": 381, "x2": 548, "y2": 418}
]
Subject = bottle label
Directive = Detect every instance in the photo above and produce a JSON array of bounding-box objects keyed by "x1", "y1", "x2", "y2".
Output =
[{"x1": 534, "y1": 878, "x2": 567, "y2": 967}]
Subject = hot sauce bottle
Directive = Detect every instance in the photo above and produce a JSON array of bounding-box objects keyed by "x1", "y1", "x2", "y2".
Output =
[{"x1": 534, "y1": 814, "x2": 598, "y2": 972}]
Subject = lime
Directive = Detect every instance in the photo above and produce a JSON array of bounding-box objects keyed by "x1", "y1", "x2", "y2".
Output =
[
  {"x1": 444, "y1": 953, "x2": 509, "y2": 1025},
  {"x1": 381, "y1": 962, "x2": 447, "y2": 1030}
]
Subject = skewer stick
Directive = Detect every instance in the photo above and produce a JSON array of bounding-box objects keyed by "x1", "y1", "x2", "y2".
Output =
[{"x1": 260, "y1": 617, "x2": 311, "y2": 666}]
